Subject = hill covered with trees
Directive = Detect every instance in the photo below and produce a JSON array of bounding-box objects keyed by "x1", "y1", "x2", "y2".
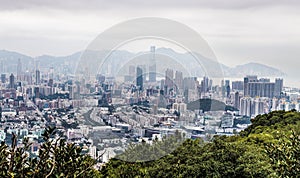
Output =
[
  {"x1": 101, "y1": 110, "x2": 300, "y2": 177},
  {"x1": 1, "y1": 110, "x2": 300, "y2": 177}
]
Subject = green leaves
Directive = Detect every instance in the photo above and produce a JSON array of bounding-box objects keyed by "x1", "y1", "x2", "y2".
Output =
[
  {"x1": 265, "y1": 130, "x2": 300, "y2": 177},
  {"x1": 0, "y1": 127, "x2": 100, "y2": 178},
  {"x1": 100, "y1": 110, "x2": 300, "y2": 177},
  {"x1": 1, "y1": 110, "x2": 300, "y2": 177}
]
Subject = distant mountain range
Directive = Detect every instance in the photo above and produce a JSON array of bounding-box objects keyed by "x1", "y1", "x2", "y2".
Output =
[{"x1": 0, "y1": 49, "x2": 285, "y2": 78}]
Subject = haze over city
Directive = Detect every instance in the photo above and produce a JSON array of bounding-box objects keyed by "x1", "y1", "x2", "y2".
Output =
[
  {"x1": 0, "y1": 0, "x2": 300, "y2": 86},
  {"x1": 1, "y1": 1, "x2": 300, "y2": 177}
]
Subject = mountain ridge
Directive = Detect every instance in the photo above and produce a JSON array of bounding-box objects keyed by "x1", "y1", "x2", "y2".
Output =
[{"x1": 0, "y1": 49, "x2": 285, "y2": 78}]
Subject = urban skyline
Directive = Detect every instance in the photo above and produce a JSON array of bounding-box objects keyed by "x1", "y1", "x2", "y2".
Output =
[
  {"x1": 0, "y1": 0, "x2": 299, "y2": 85},
  {"x1": 0, "y1": 1, "x2": 299, "y2": 176}
]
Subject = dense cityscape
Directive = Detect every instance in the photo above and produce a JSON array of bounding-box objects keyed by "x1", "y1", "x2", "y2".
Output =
[
  {"x1": 1, "y1": 1, "x2": 300, "y2": 176},
  {"x1": 1, "y1": 45, "x2": 297, "y2": 166}
]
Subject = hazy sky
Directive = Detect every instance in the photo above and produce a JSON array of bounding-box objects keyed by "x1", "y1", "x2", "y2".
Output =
[{"x1": 0, "y1": 0, "x2": 300, "y2": 84}]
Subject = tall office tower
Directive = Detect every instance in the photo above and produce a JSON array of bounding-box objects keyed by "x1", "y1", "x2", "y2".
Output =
[
  {"x1": 136, "y1": 66, "x2": 143, "y2": 91},
  {"x1": 234, "y1": 91, "x2": 240, "y2": 110},
  {"x1": 243, "y1": 76, "x2": 258, "y2": 96},
  {"x1": 174, "y1": 70, "x2": 183, "y2": 91},
  {"x1": 36, "y1": 70, "x2": 41, "y2": 85},
  {"x1": 149, "y1": 46, "x2": 156, "y2": 82},
  {"x1": 49, "y1": 66, "x2": 54, "y2": 80},
  {"x1": 165, "y1": 68, "x2": 174, "y2": 89},
  {"x1": 221, "y1": 80, "x2": 225, "y2": 97},
  {"x1": 68, "y1": 85, "x2": 74, "y2": 99},
  {"x1": 200, "y1": 76, "x2": 210, "y2": 93},
  {"x1": 274, "y1": 78, "x2": 283, "y2": 98},
  {"x1": 1, "y1": 74, "x2": 6, "y2": 83},
  {"x1": 17, "y1": 58, "x2": 22, "y2": 79},
  {"x1": 209, "y1": 79, "x2": 213, "y2": 90},
  {"x1": 225, "y1": 80, "x2": 230, "y2": 88},
  {"x1": 24, "y1": 71, "x2": 33, "y2": 85},
  {"x1": 184, "y1": 89, "x2": 189, "y2": 103},
  {"x1": 9, "y1": 73, "x2": 15, "y2": 89},
  {"x1": 139, "y1": 65, "x2": 147, "y2": 82},
  {"x1": 225, "y1": 80, "x2": 230, "y2": 97},
  {"x1": 34, "y1": 87, "x2": 40, "y2": 98}
]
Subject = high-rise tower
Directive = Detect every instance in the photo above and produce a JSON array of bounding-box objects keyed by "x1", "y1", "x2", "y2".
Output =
[
  {"x1": 136, "y1": 66, "x2": 143, "y2": 91},
  {"x1": 17, "y1": 58, "x2": 22, "y2": 80},
  {"x1": 274, "y1": 78, "x2": 283, "y2": 98},
  {"x1": 9, "y1": 73, "x2": 15, "y2": 89},
  {"x1": 36, "y1": 70, "x2": 41, "y2": 85},
  {"x1": 149, "y1": 46, "x2": 156, "y2": 82},
  {"x1": 165, "y1": 68, "x2": 174, "y2": 89}
]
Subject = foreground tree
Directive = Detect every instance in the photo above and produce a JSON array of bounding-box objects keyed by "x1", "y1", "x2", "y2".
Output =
[
  {"x1": 265, "y1": 130, "x2": 300, "y2": 177},
  {"x1": 0, "y1": 127, "x2": 101, "y2": 178}
]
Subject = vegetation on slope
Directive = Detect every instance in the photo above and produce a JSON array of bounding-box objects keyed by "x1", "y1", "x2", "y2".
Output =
[
  {"x1": 101, "y1": 110, "x2": 300, "y2": 178},
  {"x1": 0, "y1": 127, "x2": 101, "y2": 178},
  {"x1": 1, "y1": 110, "x2": 300, "y2": 177}
]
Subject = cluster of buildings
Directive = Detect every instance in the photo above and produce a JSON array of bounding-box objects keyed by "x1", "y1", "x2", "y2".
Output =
[
  {"x1": 0, "y1": 46, "x2": 296, "y2": 163},
  {"x1": 225, "y1": 76, "x2": 293, "y2": 118}
]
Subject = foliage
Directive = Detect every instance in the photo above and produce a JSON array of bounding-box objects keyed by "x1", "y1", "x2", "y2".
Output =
[
  {"x1": 1, "y1": 110, "x2": 300, "y2": 177},
  {"x1": 116, "y1": 130, "x2": 184, "y2": 162},
  {"x1": 265, "y1": 130, "x2": 300, "y2": 177},
  {"x1": 0, "y1": 127, "x2": 101, "y2": 178},
  {"x1": 101, "y1": 110, "x2": 300, "y2": 177}
]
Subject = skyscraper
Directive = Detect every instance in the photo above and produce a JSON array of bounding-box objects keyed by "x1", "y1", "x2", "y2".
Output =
[
  {"x1": 221, "y1": 80, "x2": 225, "y2": 97},
  {"x1": 1, "y1": 74, "x2": 6, "y2": 83},
  {"x1": 165, "y1": 68, "x2": 174, "y2": 89},
  {"x1": 200, "y1": 76, "x2": 210, "y2": 93},
  {"x1": 34, "y1": 87, "x2": 40, "y2": 98},
  {"x1": 17, "y1": 58, "x2": 22, "y2": 81},
  {"x1": 174, "y1": 70, "x2": 183, "y2": 91},
  {"x1": 234, "y1": 92, "x2": 241, "y2": 110},
  {"x1": 49, "y1": 66, "x2": 54, "y2": 80},
  {"x1": 136, "y1": 66, "x2": 143, "y2": 91},
  {"x1": 274, "y1": 78, "x2": 283, "y2": 97},
  {"x1": 149, "y1": 46, "x2": 156, "y2": 82},
  {"x1": 9, "y1": 73, "x2": 14, "y2": 89},
  {"x1": 36, "y1": 70, "x2": 41, "y2": 85},
  {"x1": 225, "y1": 80, "x2": 230, "y2": 97}
]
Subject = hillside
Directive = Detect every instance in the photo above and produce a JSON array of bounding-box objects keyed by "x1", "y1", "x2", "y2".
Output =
[
  {"x1": 1, "y1": 110, "x2": 300, "y2": 177},
  {"x1": 101, "y1": 110, "x2": 300, "y2": 177},
  {"x1": 0, "y1": 49, "x2": 284, "y2": 79},
  {"x1": 224, "y1": 62, "x2": 286, "y2": 77}
]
